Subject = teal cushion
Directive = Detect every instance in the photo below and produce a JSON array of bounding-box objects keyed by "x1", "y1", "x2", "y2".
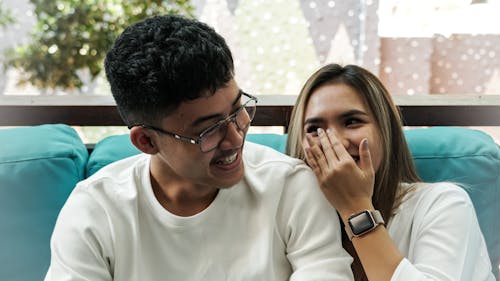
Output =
[
  {"x1": 406, "y1": 127, "x2": 500, "y2": 276},
  {"x1": 246, "y1": 133, "x2": 288, "y2": 153},
  {"x1": 86, "y1": 134, "x2": 139, "y2": 177},
  {"x1": 86, "y1": 133, "x2": 288, "y2": 177},
  {"x1": 0, "y1": 124, "x2": 88, "y2": 281}
]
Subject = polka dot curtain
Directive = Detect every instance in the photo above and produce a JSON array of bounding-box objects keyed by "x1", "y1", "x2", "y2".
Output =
[
  {"x1": 1, "y1": 0, "x2": 499, "y2": 96},
  {"x1": 195, "y1": 0, "x2": 500, "y2": 96}
]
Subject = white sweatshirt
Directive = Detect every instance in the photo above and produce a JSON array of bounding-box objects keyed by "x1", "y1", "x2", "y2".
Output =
[{"x1": 45, "y1": 142, "x2": 353, "y2": 281}]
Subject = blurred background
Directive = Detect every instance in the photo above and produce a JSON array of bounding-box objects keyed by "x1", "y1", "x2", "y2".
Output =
[{"x1": 1, "y1": 0, "x2": 499, "y2": 142}]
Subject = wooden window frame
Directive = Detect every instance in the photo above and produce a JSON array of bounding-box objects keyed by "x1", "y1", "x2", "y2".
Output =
[{"x1": 2, "y1": 95, "x2": 500, "y2": 129}]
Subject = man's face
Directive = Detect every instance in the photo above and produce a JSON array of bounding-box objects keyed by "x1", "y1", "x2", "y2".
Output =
[{"x1": 151, "y1": 79, "x2": 248, "y2": 189}]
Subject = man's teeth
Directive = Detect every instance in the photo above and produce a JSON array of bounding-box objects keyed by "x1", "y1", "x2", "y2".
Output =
[{"x1": 219, "y1": 152, "x2": 238, "y2": 165}]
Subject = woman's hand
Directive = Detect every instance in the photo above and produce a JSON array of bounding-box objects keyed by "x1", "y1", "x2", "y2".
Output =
[{"x1": 303, "y1": 128, "x2": 375, "y2": 219}]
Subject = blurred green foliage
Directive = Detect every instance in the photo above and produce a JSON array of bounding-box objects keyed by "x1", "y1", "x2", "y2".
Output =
[
  {"x1": 5, "y1": 0, "x2": 193, "y2": 91},
  {"x1": 0, "y1": 3, "x2": 14, "y2": 27}
]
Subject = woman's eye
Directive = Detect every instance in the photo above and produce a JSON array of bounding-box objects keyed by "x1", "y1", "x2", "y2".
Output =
[
  {"x1": 345, "y1": 118, "x2": 362, "y2": 127},
  {"x1": 304, "y1": 125, "x2": 319, "y2": 135}
]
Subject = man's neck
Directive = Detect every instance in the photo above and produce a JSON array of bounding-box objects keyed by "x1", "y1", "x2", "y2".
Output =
[{"x1": 149, "y1": 161, "x2": 219, "y2": 216}]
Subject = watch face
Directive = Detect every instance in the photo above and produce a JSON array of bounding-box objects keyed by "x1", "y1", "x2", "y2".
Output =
[{"x1": 349, "y1": 210, "x2": 375, "y2": 235}]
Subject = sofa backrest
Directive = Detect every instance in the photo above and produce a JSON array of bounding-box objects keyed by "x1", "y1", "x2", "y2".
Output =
[
  {"x1": 0, "y1": 124, "x2": 88, "y2": 281},
  {"x1": 1, "y1": 124, "x2": 499, "y2": 280},
  {"x1": 87, "y1": 127, "x2": 500, "y2": 278},
  {"x1": 406, "y1": 127, "x2": 500, "y2": 278}
]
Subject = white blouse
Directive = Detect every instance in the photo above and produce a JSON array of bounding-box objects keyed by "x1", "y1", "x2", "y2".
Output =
[{"x1": 388, "y1": 182, "x2": 495, "y2": 280}]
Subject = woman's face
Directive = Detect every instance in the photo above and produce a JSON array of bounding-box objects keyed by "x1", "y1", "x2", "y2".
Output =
[{"x1": 302, "y1": 83, "x2": 383, "y2": 172}]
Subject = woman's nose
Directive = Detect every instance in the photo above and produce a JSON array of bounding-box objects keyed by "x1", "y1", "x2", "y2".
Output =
[{"x1": 327, "y1": 128, "x2": 351, "y2": 150}]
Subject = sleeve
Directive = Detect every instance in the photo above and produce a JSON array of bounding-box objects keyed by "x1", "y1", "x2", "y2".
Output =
[
  {"x1": 390, "y1": 183, "x2": 494, "y2": 281},
  {"x1": 44, "y1": 187, "x2": 114, "y2": 281},
  {"x1": 276, "y1": 164, "x2": 354, "y2": 281}
]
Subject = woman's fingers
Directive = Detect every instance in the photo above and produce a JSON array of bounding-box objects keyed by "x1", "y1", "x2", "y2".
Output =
[
  {"x1": 317, "y1": 128, "x2": 338, "y2": 165},
  {"x1": 325, "y1": 129, "x2": 351, "y2": 162},
  {"x1": 305, "y1": 133, "x2": 329, "y2": 173},
  {"x1": 359, "y1": 138, "x2": 374, "y2": 175},
  {"x1": 304, "y1": 146, "x2": 322, "y2": 177}
]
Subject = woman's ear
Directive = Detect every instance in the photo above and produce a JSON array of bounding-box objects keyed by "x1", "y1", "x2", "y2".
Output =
[{"x1": 130, "y1": 126, "x2": 159, "y2": 155}]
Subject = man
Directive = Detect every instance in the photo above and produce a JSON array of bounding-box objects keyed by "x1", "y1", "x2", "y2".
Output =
[{"x1": 45, "y1": 15, "x2": 353, "y2": 280}]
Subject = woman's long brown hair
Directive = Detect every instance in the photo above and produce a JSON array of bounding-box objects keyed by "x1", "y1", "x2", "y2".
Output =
[{"x1": 286, "y1": 64, "x2": 420, "y2": 280}]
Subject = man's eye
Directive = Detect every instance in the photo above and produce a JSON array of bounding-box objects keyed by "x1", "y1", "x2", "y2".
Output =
[{"x1": 200, "y1": 121, "x2": 223, "y2": 137}]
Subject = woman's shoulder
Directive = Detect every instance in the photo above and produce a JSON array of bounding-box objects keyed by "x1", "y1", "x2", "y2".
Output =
[
  {"x1": 390, "y1": 182, "x2": 477, "y2": 241},
  {"x1": 398, "y1": 181, "x2": 473, "y2": 213},
  {"x1": 412, "y1": 182, "x2": 470, "y2": 200}
]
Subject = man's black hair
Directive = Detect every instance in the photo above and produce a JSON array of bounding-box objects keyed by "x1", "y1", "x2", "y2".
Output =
[{"x1": 104, "y1": 15, "x2": 234, "y2": 126}]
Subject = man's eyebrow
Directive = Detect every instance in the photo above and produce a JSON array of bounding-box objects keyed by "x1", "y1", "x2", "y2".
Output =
[
  {"x1": 232, "y1": 89, "x2": 244, "y2": 106},
  {"x1": 191, "y1": 90, "x2": 244, "y2": 127}
]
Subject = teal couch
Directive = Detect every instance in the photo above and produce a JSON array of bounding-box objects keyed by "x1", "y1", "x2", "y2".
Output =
[{"x1": 1, "y1": 124, "x2": 499, "y2": 280}]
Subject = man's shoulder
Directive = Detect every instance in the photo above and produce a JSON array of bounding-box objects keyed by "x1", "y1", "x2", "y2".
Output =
[
  {"x1": 243, "y1": 141, "x2": 306, "y2": 170},
  {"x1": 86, "y1": 153, "x2": 146, "y2": 180},
  {"x1": 77, "y1": 154, "x2": 148, "y2": 200},
  {"x1": 242, "y1": 142, "x2": 317, "y2": 189}
]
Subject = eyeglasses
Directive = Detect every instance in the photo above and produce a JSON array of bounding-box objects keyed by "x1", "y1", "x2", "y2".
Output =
[{"x1": 130, "y1": 92, "x2": 257, "y2": 152}]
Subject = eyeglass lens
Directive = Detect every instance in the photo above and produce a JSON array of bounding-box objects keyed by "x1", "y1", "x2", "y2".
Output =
[{"x1": 199, "y1": 99, "x2": 256, "y2": 152}]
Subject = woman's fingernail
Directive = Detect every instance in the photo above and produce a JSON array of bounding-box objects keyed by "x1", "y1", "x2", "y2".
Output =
[
  {"x1": 326, "y1": 128, "x2": 331, "y2": 134},
  {"x1": 317, "y1": 128, "x2": 324, "y2": 135},
  {"x1": 362, "y1": 138, "x2": 369, "y2": 149}
]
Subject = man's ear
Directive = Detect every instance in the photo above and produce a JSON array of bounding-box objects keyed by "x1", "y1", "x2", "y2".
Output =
[{"x1": 130, "y1": 126, "x2": 159, "y2": 155}]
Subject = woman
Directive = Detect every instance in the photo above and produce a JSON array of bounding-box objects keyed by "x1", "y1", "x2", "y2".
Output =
[{"x1": 286, "y1": 64, "x2": 494, "y2": 281}]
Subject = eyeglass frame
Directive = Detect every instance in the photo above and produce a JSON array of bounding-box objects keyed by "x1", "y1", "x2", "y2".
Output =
[{"x1": 128, "y1": 92, "x2": 258, "y2": 152}]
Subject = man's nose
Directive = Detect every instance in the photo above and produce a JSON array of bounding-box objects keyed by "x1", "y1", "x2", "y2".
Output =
[{"x1": 219, "y1": 121, "x2": 244, "y2": 149}]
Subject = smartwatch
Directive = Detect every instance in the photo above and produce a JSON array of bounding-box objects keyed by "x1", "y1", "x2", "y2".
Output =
[{"x1": 345, "y1": 210, "x2": 385, "y2": 240}]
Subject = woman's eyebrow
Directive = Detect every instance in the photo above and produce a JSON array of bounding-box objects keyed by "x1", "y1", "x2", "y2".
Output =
[
  {"x1": 303, "y1": 109, "x2": 369, "y2": 127},
  {"x1": 303, "y1": 117, "x2": 324, "y2": 125},
  {"x1": 339, "y1": 109, "x2": 368, "y2": 119}
]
